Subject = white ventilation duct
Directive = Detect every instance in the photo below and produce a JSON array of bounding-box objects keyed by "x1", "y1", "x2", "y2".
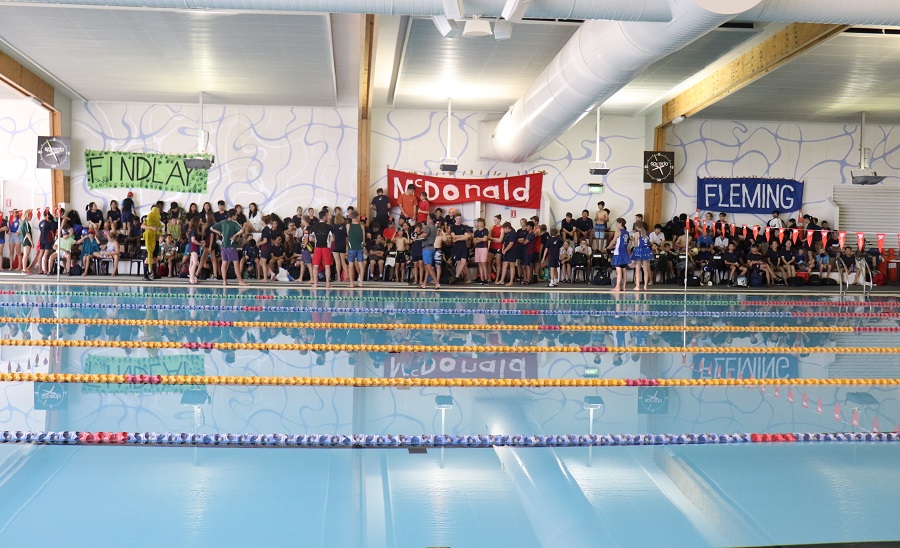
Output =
[
  {"x1": 6, "y1": 0, "x2": 675, "y2": 21},
  {"x1": 741, "y1": 1, "x2": 900, "y2": 25},
  {"x1": 490, "y1": 0, "x2": 762, "y2": 162}
]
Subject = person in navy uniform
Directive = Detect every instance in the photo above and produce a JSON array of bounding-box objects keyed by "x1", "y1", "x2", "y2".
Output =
[{"x1": 607, "y1": 217, "x2": 631, "y2": 292}]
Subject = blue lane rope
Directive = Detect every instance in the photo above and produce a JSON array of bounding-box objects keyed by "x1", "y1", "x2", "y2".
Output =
[
  {"x1": 0, "y1": 301, "x2": 795, "y2": 317},
  {"x1": 2, "y1": 431, "x2": 897, "y2": 447}
]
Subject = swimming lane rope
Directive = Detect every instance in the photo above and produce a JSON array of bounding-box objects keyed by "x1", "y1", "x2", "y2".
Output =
[
  {"x1": 0, "y1": 430, "x2": 897, "y2": 448},
  {"x1": 4, "y1": 315, "x2": 898, "y2": 333},
  {"x1": 7, "y1": 300, "x2": 900, "y2": 319},
  {"x1": 2, "y1": 372, "x2": 897, "y2": 387}
]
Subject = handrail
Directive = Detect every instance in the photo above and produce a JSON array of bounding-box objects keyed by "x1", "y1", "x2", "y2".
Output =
[
  {"x1": 858, "y1": 254, "x2": 874, "y2": 298},
  {"x1": 836, "y1": 255, "x2": 850, "y2": 297}
]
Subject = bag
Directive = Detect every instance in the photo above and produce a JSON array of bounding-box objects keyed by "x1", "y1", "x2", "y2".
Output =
[
  {"x1": 179, "y1": 261, "x2": 190, "y2": 278},
  {"x1": 198, "y1": 267, "x2": 210, "y2": 280},
  {"x1": 807, "y1": 274, "x2": 821, "y2": 286},
  {"x1": 822, "y1": 277, "x2": 838, "y2": 286},
  {"x1": 749, "y1": 271, "x2": 763, "y2": 287},
  {"x1": 592, "y1": 270, "x2": 611, "y2": 286},
  {"x1": 288, "y1": 266, "x2": 302, "y2": 281},
  {"x1": 69, "y1": 264, "x2": 83, "y2": 276},
  {"x1": 156, "y1": 264, "x2": 168, "y2": 278},
  {"x1": 687, "y1": 275, "x2": 701, "y2": 287},
  {"x1": 873, "y1": 272, "x2": 886, "y2": 286},
  {"x1": 572, "y1": 252, "x2": 588, "y2": 267},
  {"x1": 735, "y1": 276, "x2": 748, "y2": 287},
  {"x1": 796, "y1": 271, "x2": 809, "y2": 281},
  {"x1": 701, "y1": 267, "x2": 712, "y2": 285},
  {"x1": 384, "y1": 256, "x2": 396, "y2": 267},
  {"x1": 786, "y1": 276, "x2": 805, "y2": 287},
  {"x1": 275, "y1": 267, "x2": 291, "y2": 282}
]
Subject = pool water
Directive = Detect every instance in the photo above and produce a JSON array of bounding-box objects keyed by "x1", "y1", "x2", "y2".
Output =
[{"x1": 0, "y1": 284, "x2": 898, "y2": 547}]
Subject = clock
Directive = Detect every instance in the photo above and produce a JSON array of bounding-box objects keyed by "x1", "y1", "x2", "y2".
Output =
[
  {"x1": 36, "y1": 136, "x2": 71, "y2": 170},
  {"x1": 637, "y1": 386, "x2": 669, "y2": 414},
  {"x1": 643, "y1": 151, "x2": 674, "y2": 184}
]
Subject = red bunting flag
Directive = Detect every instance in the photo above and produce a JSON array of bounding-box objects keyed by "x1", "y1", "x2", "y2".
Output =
[
  {"x1": 788, "y1": 387, "x2": 794, "y2": 403},
  {"x1": 806, "y1": 231, "x2": 814, "y2": 248},
  {"x1": 761, "y1": 386, "x2": 766, "y2": 393},
  {"x1": 791, "y1": 228, "x2": 799, "y2": 244},
  {"x1": 742, "y1": 224, "x2": 747, "y2": 239},
  {"x1": 778, "y1": 227, "x2": 785, "y2": 243},
  {"x1": 702, "y1": 220, "x2": 708, "y2": 231},
  {"x1": 877, "y1": 233, "x2": 885, "y2": 254},
  {"x1": 873, "y1": 416, "x2": 879, "y2": 433},
  {"x1": 821, "y1": 230, "x2": 828, "y2": 246},
  {"x1": 752, "y1": 225, "x2": 759, "y2": 240},
  {"x1": 774, "y1": 386, "x2": 780, "y2": 398},
  {"x1": 694, "y1": 217, "x2": 700, "y2": 238},
  {"x1": 833, "y1": 402, "x2": 841, "y2": 421},
  {"x1": 802, "y1": 391, "x2": 809, "y2": 408},
  {"x1": 856, "y1": 232, "x2": 865, "y2": 251},
  {"x1": 851, "y1": 408, "x2": 859, "y2": 427},
  {"x1": 816, "y1": 397, "x2": 823, "y2": 413},
  {"x1": 764, "y1": 227, "x2": 770, "y2": 242},
  {"x1": 838, "y1": 231, "x2": 846, "y2": 249}
]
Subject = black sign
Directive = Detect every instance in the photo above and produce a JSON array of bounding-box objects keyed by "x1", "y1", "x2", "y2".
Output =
[
  {"x1": 643, "y1": 151, "x2": 675, "y2": 184},
  {"x1": 37, "y1": 136, "x2": 71, "y2": 170}
]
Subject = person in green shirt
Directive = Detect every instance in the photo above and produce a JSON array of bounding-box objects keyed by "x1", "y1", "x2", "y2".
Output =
[
  {"x1": 210, "y1": 209, "x2": 247, "y2": 287},
  {"x1": 49, "y1": 227, "x2": 76, "y2": 274},
  {"x1": 347, "y1": 211, "x2": 365, "y2": 288}
]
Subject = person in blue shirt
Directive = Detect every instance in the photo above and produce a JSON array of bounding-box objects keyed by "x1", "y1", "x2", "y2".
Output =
[
  {"x1": 631, "y1": 221, "x2": 653, "y2": 290},
  {"x1": 606, "y1": 217, "x2": 631, "y2": 292},
  {"x1": 7, "y1": 212, "x2": 21, "y2": 270}
]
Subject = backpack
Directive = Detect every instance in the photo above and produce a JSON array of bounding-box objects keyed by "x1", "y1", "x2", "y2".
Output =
[
  {"x1": 592, "y1": 270, "x2": 611, "y2": 286},
  {"x1": 786, "y1": 276, "x2": 805, "y2": 287},
  {"x1": 749, "y1": 270, "x2": 763, "y2": 287},
  {"x1": 288, "y1": 266, "x2": 302, "y2": 281},
  {"x1": 735, "y1": 276, "x2": 748, "y2": 287},
  {"x1": 69, "y1": 264, "x2": 83, "y2": 276},
  {"x1": 822, "y1": 277, "x2": 838, "y2": 286},
  {"x1": 687, "y1": 275, "x2": 701, "y2": 287},
  {"x1": 873, "y1": 272, "x2": 886, "y2": 286},
  {"x1": 572, "y1": 252, "x2": 588, "y2": 267}
]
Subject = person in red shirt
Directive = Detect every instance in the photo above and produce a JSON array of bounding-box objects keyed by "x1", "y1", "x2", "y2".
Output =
[
  {"x1": 398, "y1": 184, "x2": 417, "y2": 221},
  {"x1": 489, "y1": 214, "x2": 503, "y2": 281},
  {"x1": 382, "y1": 223, "x2": 397, "y2": 242},
  {"x1": 416, "y1": 191, "x2": 430, "y2": 224}
]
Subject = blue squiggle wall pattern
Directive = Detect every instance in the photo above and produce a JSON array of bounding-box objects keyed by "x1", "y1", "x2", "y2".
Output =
[
  {"x1": 668, "y1": 119, "x2": 898, "y2": 226},
  {"x1": 71, "y1": 102, "x2": 357, "y2": 218}
]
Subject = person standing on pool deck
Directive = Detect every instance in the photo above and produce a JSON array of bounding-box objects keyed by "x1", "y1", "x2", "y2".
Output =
[
  {"x1": 419, "y1": 215, "x2": 439, "y2": 289},
  {"x1": 542, "y1": 227, "x2": 563, "y2": 287},
  {"x1": 607, "y1": 217, "x2": 631, "y2": 292},
  {"x1": 210, "y1": 209, "x2": 247, "y2": 287},
  {"x1": 631, "y1": 221, "x2": 653, "y2": 291},
  {"x1": 311, "y1": 210, "x2": 334, "y2": 289},
  {"x1": 347, "y1": 211, "x2": 365, "y2": 288},
  {"x1": 141, "y1": 206, "x2": 163, "y2": 281},
  {"x1": 594, "y1": 202, "x2": 608, "y2": 251}
]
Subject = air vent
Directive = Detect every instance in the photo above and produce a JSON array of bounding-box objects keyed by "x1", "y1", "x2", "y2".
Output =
[{"x1": 845, "y1": 27, "x2": 900, "y2": 35}]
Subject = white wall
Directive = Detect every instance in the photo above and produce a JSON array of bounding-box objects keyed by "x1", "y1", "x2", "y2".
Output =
[
  {"x1": 70, "y1": 102, "x2": 358, "y2": 220},
  {"x1": 370, "y1": 109, "x2": 647, "y2": 227},
  {"x1": 666, "y1": 118, "x2": 900, "y2": 229},
  {"x1": 0, "y1": 98, "x2": 53, "y2": 214}
]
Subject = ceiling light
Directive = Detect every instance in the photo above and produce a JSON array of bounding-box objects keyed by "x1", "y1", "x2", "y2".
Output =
[
  {"x1": 494, "y1": 20, "x2": 512, "y2": 40},
  {"x1": 501, "y1": 0, "x2": 531, "y2": 22},
  {"x1": 672, "y1": 114, "x2": 686, "y2": 124},
  {"x1": 583, "y1": 396, "x2": 604, "y2": 409},
  {"x1": 463, "y1": 17, "x2": 492, "y2": 38}
]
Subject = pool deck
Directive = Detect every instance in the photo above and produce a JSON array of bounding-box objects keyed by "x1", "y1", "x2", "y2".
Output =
[{"x1": 2, "y1": 271, "x2": 899, "y2": 296}]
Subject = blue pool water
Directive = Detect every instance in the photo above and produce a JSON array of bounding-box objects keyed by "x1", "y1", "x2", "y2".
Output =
[{"x1": 0, "y1": 284, "x2": 898, "y2": 546}]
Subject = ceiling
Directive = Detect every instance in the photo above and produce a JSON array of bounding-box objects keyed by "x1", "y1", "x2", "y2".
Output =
[{"x1": 2, "y1": 3, "x2": 900, "y2": 124}]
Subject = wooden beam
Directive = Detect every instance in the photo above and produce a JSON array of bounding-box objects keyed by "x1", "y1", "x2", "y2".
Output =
[
  {"x1": 661, "y1": 23, "x2": 849, "y2": 126},
  {"x1": 357, "y1": 14, "x2": 376, "y2": 212},
  {"x1": 0, "y1": 50, "x2": 54, "y2": 106},
  {"x1": 643, "y1": 125, "x2": 667, "y2": 228},
  {"x1": 51, "y1": 110, "x2": 68, "y2": 206}
]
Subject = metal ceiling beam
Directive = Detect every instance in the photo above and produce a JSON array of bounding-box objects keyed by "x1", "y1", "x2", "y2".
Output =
[{"x1": 660, "y1": 22, "x2": 849, "y2": 126}]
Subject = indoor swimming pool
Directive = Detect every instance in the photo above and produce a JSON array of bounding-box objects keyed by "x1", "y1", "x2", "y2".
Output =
[{"x1": 0, "y1": 284, "x2": 898, "y2": 547}]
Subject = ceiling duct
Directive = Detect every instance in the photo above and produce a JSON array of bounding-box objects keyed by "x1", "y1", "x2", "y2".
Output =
[{"x1": 490, "y1": 0, "x2": 763, "y2": 162}]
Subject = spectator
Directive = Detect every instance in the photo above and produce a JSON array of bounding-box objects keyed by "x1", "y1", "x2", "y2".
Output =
[
  {"x1": 472, "y1": 217, "x2": 489, "y2": 285},
  {"x1": 398, "y1": 184, "x2": 417, "y2": 221},
  {"x1": 542, "y1": 227, "x2": 563, "y2": 287},
  {"x1": 95, "y1": 228, "x2": 121, "y2": 276}
]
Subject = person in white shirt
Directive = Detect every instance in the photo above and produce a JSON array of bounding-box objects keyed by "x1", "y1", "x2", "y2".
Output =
[
  {"x1": 714, "y1": 234, "x2": 730, "y2": 252},
  {"x1": 767, "y1": 209, "x2": 785, "y2": 229},
  {"x1": 649, "y1": 224, "x2": 666, "y2": 248}
]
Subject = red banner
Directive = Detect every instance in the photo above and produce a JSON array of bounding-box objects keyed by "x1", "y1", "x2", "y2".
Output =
[{"x1": 387, "y1": 169, "x2": 543, "y2": 209}]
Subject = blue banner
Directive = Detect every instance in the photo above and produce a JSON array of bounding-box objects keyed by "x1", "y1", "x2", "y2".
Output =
[
  {"x1": 691, "y1": 353, "x2": 799, "y2": 380},
  {"x1": 697, "y1": 177, "x2": 803, "y2": 214}
]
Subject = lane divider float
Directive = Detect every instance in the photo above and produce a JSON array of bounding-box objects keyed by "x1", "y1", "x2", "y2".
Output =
[
  {"x1": 2, "y1": 372, "x2": 898, "y2": 387},
  {"x1": 1, "y1": 430, "x2": 897, "y2": 448}
]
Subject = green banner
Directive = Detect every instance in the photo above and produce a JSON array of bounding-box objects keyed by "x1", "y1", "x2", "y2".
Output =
[
  {"x1": 85, "y1": 149, "x2": 210, "y2": 193},
  {"x1": 83, "y1": 354, "x2": 205, "y2": 394}
]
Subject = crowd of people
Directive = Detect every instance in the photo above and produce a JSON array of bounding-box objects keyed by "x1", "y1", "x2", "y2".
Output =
[{"x1": 0, "y1": 187, "x2": 886, "y2": 290}]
